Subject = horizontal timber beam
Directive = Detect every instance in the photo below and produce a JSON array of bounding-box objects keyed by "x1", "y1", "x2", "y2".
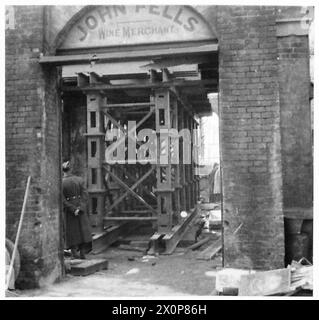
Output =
[
  {"x1": 39, "y1": 44, "x2": 218, "y2": 66},
  {"x1": 61, "y1": 79, "x2": 217, "y2": 93},
  {"x1": 104, "y1": 217, "x2": 158, "y2": 221}
]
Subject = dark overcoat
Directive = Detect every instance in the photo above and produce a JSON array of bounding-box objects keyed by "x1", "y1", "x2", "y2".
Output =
[{"x1": 62, "y1": 173, "x2": 92, "y2": 249}]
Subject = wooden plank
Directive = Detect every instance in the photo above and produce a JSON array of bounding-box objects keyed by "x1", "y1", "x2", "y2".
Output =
[
  {"x1": 196, "y1": 238, "x2": 222, "y2": 260},
  {"x1": 104, "y1": 217, "x2": 157, "y2": 221},
  {"x1": 200, "y1": 203, "x2": 220, "y2": 211},
  {"x1": 70, "y1": 259, "x2": 108, "y2": 276},
  {"x1": 196, "y1": 222, "x2": 242, "y2": 260},
  {"x1": 117, "y1": 244, "x2": 146, "y2": 253},
  {"x1": 121, "y1": 210, "x2": 154, "y2": 214},
  {"x1": 40, "y1": 43, "x2": 219, "y2": 65},
  {"x1": 104, "y1": 102, "x2": 154, "y2": 108},
  {"x1": 91, "y1": 224, "x2": 127, "y2": 254},
  {"x1": 238, "y1": 268, "x2": 291, "y2": 296},
  {"x1": 185, "y1": 237, "x2": 211, "y2": 252},
  {"x1": 161, "y1": 207, "x2": 198, "y2": 254}
]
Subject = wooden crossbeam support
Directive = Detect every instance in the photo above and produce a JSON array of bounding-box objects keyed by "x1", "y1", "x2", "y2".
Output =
[
  {"x1": 105, "y1": 166, "x2": 155, "y2": 213},
  {"x1": 103, "y1": 110, "x2": 126, "y2": 134},
  {"x1": 105, "y1": 107, "x2": 155, "y2": 156},
  {"x1": 116, "y1": 165, "x2": 157, "y2": 202},
  {"x1": 104, "y1": 166, "x2": 157, "y2": 215},
  {"x1": 102, "y1": 110, "x2": 144, "y2": 149}
]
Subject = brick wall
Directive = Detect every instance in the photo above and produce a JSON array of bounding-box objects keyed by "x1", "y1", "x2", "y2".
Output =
[
  {"x1": 277, "y1": 35, "x2": 312, "y2": 209},
  {"x1": 5, "y1": 6, "x2": 63, "y2": 288},
  {"x1": 6, "y1": 5, "x2": 310, "y2": 283},
  {"x1": 217, "y1": 6, "x2": 285, "y2": 269}
]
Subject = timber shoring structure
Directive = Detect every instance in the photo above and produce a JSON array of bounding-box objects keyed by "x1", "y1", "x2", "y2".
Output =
[{"x1": 65, "y1": 63, "x2": 215, "y2": 253}]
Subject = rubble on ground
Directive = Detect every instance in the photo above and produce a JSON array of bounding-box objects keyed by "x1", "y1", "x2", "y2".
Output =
[{"x1": 215, "y1": 258, "x2": 313, "y2": 296}]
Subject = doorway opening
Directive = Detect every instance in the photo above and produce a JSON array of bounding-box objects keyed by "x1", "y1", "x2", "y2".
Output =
[
  {"x1": 49, "y1": 5, "x2": 221, "y2": 264},
  {"x1": 60, "y1": 44, "x2": 220, "y2": 257}
]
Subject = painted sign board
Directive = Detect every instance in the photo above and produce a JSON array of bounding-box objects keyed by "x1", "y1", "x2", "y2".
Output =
[{"x1": 60, "y1": 5, "x2": 215, "y2": 50}]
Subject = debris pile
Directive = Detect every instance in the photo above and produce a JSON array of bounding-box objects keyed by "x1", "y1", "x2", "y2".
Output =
[
  {"x1": 289, "y1": 259, "x2": 313, "y2": 291},
  {"x1": 215, "y1": 258, "x2": 313, "y2": 296}
]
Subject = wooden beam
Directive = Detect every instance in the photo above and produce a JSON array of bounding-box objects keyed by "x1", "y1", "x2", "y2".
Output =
[
  {"x1": 163, "y1": 207, "x2": 198, "y2": 254},
  {"x1": 196, "y1": 238, "x2": 222, "y2": 260},
  {"x1": 121, "y1": 210, "x2": 154, "y2": 214},
  {"x1": 103, "y1": 110, "x2": 126, "y2": 134},
  {"x1": 104, "y1": 217, "x2": 157, "y2": 221},
  {"x1": 61, "y1": 79, "x2": 217, "y2": 93},
  {"x1": 116, "y1": 166, "x2": 157, "y2": 202},
  {"x1": 39, "y1": 43, "x2": 219, "y2": 65},
  {"x1": 103, "y1": 102, "x2": 154, "y2": 108},
  {"x1": 149, "y1": 206, "x2": 198, "y2": 255},
  {"x1": 105, "y1": 108, "x2": 154, "y2": 155},
  {"x1": 91, "y1": 224, "x2": 128, "y2": 254},
  {"x1": 106, "y1": 166, "x2": 155, "y2": 212},
  {"x1": 104, "y1": 166, "x2": 157, "y2": 215}
]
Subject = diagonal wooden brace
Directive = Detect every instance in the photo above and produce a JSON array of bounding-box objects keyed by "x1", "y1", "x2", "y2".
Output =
[
  {"x1": 106, "y1": 165, "x2": 155, "y2": 212},
  {"x1": 104, "y1": 165, "x2": 157, "y2": 215},
  {"x1": 103, "y1": 110, "x2": 144, "y2": 148},
  {"x1": 116, "y1": 165, "x2": 157, "y2": 202},
  {"x1": 105, "y1": 108, "x2": 154, "y2": 156}
]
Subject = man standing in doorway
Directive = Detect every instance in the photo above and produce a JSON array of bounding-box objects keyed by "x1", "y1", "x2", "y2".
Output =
[{"x1": 62, "y1": 161, "x2": 92, "y2": 259}]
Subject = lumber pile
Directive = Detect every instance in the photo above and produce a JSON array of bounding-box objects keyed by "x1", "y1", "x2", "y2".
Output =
[{"x1": 215, "y1": 258, "x2": 313, "y2": 296}]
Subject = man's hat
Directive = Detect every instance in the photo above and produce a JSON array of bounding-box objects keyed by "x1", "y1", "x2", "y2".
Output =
[{"x1": 62, "y1": 161, "x2": 70, "y2": 170}]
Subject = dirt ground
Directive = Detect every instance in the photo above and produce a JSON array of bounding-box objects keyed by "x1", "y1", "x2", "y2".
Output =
[{"x1": 14, "y1": 245, "x2": 222, "y2": 298}]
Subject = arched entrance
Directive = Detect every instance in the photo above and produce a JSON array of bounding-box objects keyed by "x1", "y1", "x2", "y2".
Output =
[{"x1": 42, "y1": 5, "x2": 220, "y2": 257}]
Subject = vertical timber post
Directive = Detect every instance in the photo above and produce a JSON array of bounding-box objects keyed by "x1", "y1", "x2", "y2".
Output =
[
  {"x1": 155, "y1": 89, "x2": 174, "y2": 233},
  {"x1": 86, "y1": 93, "x2": 106, "y2": 233}
]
